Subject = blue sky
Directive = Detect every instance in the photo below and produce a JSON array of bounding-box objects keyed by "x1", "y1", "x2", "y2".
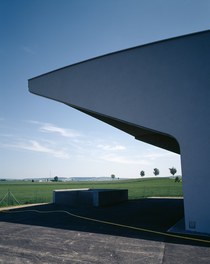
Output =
[{"x1": 0, "y1": 0, "x2": 209, "y2": 179}]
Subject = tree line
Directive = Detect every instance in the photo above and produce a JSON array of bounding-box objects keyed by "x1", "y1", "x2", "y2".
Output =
[{"x1": 140, "y1": 167, "x2": 179, "y2": 179}]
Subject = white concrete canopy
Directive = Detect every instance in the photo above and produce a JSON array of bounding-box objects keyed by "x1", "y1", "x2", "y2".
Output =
[{"x1": 29, "y1": 30, "x2": 210, "y2": 234}]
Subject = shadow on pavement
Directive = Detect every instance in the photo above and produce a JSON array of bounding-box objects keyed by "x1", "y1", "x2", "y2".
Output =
[{"x1": 0, "y1": 198, "x2": 209, "y2": 247}]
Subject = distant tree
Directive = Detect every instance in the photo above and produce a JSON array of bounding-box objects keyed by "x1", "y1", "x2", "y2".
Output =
[
  {"x1": 32, "y1": 179, "x2": 34, "y2": 182},
  {"x1": 169, "y1": 167, "x2": 177, "y2": 176},
  {"x1": 54, "y1": 176, "x2": 58, "y2": 182},
  {"x1": 153, "y1": 168, "x2": 160, "y2": 176},
  {"x1": 140, "y1": 170, "x2": 145, "y2": 177},
  {"x1": 175, "y1": 176, "x2": 180, "y2": 183},
  {"x1": 111, "y1": 174, "x2": 115, "y2": 180}
]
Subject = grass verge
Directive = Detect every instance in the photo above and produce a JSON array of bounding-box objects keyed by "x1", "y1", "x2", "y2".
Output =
[{"x1": 0, "y1": 178, "x2": 183, "y2": 207}]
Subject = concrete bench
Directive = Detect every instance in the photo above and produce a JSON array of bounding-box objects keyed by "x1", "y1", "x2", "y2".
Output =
[{"x1": 53, "y1": 188, "x2": 128, "y2": 207}]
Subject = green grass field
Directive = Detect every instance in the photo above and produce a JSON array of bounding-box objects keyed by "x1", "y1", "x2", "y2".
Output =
[{"x1": 0, "y1": 178, "x2": 183, "y2": 207}]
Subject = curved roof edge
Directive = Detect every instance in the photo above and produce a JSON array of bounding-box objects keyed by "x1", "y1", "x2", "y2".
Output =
[{"x1": 28, "y1": 29, "x2": 210, "y2": 82}]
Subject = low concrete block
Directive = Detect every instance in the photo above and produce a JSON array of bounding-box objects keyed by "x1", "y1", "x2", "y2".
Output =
[{"x1": 53, "y1": 188, "x2": 128, "y2": 207}]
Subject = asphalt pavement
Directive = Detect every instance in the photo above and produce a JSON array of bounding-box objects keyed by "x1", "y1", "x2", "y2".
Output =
[{"x1": 0, "y1": 198, "x2": 209, "y2": 263}]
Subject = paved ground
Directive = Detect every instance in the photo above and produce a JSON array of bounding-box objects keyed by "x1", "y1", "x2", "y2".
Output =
[{"x1": 0, "y1": 198, "x2": 209, "y2": 263}]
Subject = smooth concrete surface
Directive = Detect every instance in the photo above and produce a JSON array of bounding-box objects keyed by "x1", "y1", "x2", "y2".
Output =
[
  {"x1": 53, "y1": 188, "x2": 128, "y2": 207},
  {"x1": 0, "y1": 200, "x2": 210, "y2": 264},
  {"x1": 29, "y1": 30, "x2": 210, "y2": 234},
  {"x1": 94, "y1": 189, "x2": 128, "y2": 207},
  {"x1": 168, "y1": 218, "x2": 210, "y2": 238}
]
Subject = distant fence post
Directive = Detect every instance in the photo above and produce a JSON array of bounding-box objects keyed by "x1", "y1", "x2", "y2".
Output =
[{"x1": 0, "y1": 190, "x2": 20, "y2": 207}]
